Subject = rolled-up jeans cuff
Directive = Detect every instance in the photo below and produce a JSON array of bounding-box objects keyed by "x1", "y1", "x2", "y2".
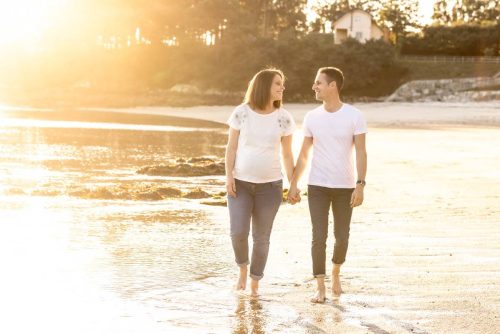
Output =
[
  {"x1": 249, "y1": 273, "x2": 264, "y2": 281},
  {"x1": 314, "y1": 274, "x2": 326, "y2": 278},
  {"x1": 236, "y1": 260, "x2": 249, "y2": 267}
]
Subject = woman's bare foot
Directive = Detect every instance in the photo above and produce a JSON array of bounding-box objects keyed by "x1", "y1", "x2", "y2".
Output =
[
  {"x1": 310, "y1": 277, "x2": 326, "y2": 303},
  {"x1": 236, "y1": 266, "x2": 248, "y2": 291},
  {"x1": 332, "y1": 264, "x2": 343, "y2": 297},
  {"x1": 250, "y1": 278, "x2": 259, "y2": 297}
]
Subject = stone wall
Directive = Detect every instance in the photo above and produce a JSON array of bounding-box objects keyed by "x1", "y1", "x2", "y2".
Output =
[{"x1": 386, "y1": 76, "x2": 500, "y2": 102}]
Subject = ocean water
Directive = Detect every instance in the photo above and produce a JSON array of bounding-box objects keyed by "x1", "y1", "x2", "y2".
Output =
[{"x1": 0, "y1": 117, "x2": 310, "y2": 333}]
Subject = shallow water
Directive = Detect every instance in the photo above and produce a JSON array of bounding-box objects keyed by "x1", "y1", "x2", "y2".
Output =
[
  {"x1": 2, "y1": 110, "x2": 499, "y2": 333},
  {"x1": 0, "y1": 116, "x2": 316, "y2": 333}
]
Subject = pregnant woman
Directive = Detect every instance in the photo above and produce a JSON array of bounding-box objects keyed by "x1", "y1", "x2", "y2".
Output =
[{"x1": 225, "y1": 68, "x2": 296, "y2": 297}]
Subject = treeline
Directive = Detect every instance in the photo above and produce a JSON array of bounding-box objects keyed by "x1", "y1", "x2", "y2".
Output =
[
  {"x1": 402, "y1": 24, "x2": 500, "y2": 56},
  {"x1": 4, "y1": 34, "x2": 405, "y2": 101},
  {"x1": 1, "y1": 0, "x2": 499, "y2": 105},
  {"x1": 402, "y1": 0, "x2": 500, "y2": 56}
]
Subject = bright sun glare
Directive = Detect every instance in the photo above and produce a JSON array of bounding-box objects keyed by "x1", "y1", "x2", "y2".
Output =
[
  {"x1": 0, "y1": 0, "x2": 436, "y2": 50},
  {"x1": 0, "y1": 0, "x2": 66, "y2": 48}
]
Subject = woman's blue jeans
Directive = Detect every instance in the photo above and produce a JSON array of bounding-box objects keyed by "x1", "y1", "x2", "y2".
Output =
[{"x1": 228, "y1": 178, "x2": 283, "y2": 280}]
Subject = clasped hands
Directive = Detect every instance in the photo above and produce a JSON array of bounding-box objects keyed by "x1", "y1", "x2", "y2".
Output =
[{"x1": 287, "y1": 184, "x2": 301, "y2": 205}]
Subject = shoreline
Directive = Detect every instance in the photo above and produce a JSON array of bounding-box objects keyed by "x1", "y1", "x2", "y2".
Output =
[
  {"x1": 1, "y1": 101, "x2": 499, "y2": 129},
  {"x1": 1, "y1": 102, "x2": 499, "y2": 333}
]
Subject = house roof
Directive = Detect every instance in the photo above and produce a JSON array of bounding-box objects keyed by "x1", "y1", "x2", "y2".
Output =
[{"x1": 332, "y1": 8, "x2": 386, "y2": 31}]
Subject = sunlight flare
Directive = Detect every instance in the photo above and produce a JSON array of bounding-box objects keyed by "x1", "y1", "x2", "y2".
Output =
[{"x1": 0, "y1": 0, "x2": 67, "y2": 48}]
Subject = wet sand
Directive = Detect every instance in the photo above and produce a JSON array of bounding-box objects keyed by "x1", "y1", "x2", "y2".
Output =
[
  {"x1": 119, "y1": 102, "x2": 499, "y2": 333},
  {"x1": 1, "y1": 102, "x2": 499, "y2": 333},
  {"x1": 268, "y1": 125, "x2": 500, "y2": 333}
]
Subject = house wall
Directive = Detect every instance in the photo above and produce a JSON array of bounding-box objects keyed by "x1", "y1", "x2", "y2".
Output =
[
  {"x1": 333, "y1": 10, "x2": 372, "y2": 43},
  {"x1": 370, "y1": 23, "x2": 384, "y2": 40}
]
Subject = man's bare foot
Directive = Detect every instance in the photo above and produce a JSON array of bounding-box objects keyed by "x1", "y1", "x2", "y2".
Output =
[
  {"x1": 332, "y1": 274, "x2": 343, "y2": 296},
  {"x1": 236, "y1": 266, "x2": 248, "y2": 291},
  {"x1": 310, "y1": 289, "x2": 326, "y2": 303},
  {"x1": 250, "y1": 278, "x2": 259, "y2": 297},
  {"x1": 332, "y1": 264, "x2": 343, "y2": 297},
  {"x1": 311, "y1": 277, "x2": 326, "y2": 303}
]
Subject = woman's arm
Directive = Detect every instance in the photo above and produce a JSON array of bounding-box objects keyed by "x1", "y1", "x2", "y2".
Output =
[
  {"x1": 225, "y1": 127, "x2": 240, "y2": 197},
  {"x1": 281, "y1": 134, "x2": 294, "y2": 184},
  {"x1": 287, "y1": 137, "x2": 313, "y2": 203}
]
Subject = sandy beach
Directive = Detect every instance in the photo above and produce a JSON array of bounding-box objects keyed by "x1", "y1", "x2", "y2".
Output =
[
  {"x1": 86, "y1": 101, "x2": 500, "y2": 127},
  {"x1": 0, "y1": 101, "x2": 499, "y2": 333},
  {"x1": 154, "y1": 101, "x2": 500, "y2": 333}
]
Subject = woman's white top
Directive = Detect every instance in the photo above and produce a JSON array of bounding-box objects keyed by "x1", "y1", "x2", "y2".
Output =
[{"x1": 227, "y1": 103, "x2": 295, "y2": 183}]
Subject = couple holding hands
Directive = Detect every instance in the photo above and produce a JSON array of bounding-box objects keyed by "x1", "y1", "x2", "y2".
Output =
[{"x1": 225, "y1": 67, "x2": 367, "y2": 303}]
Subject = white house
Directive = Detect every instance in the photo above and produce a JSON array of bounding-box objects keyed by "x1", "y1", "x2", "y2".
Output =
[{"x1": 332, "y1": 9, "x2": 389, "y2": 44}]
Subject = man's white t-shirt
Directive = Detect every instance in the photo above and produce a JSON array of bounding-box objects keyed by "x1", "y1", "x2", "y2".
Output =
[
  {"x1": 227, "y1": 103, "x2": 296, "y2": 183},
  {"x1": 303, "y1": 103, "x2": 367, "y2": 188}
]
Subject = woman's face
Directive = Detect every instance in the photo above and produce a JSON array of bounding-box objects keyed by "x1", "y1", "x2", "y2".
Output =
[{"x1": 270, "y1": 74, "x2": 285, "y2": 102}]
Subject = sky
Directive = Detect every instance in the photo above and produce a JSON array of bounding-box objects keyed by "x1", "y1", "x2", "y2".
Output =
[{"x1": 419, "y1": 0, "x2": 436, "y2": 25}]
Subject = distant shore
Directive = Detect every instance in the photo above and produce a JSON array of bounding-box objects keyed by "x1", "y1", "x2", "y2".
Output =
[
  {"x1": 98, "y1": 102, "x2": 499, "y2": 128},
  {"x1": 2, "y1": 101, "x2": 499, "y2": 129}
]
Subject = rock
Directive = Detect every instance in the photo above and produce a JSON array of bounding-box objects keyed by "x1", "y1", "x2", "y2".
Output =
[
  {"x1": 156, "y1": 187, "x2": 182, "y2": 198},
  {"x1": 135, "y1": 191, "x2": 163, "y2": 201},
  {"x1": 89, "y1": 187, "x2": 115, "y2": 200},
  {"x1": 183, "y1": 188, "x2": 210, "y2": 199},
  {"x1": 31, "y1": 188, "x2": 61, "y2": 196},
  {"x1": 137, "y1": 159, "x2": 225, "y2": 177},
  {"x1": 201, "y1": 200, "x2": 227, "y2": 207},
  {"x1": 387, "y1": 76, "x2": 500, "y2": 102},
  {"x1": 188, "y1": 157, "x2": 214, "y2": 163},
  {"x1": 5, "y1": 188, "x2": 25, "y2": 195},
  {"x1": 169, "y1": 84, "x2": 202, "y2": 94}
]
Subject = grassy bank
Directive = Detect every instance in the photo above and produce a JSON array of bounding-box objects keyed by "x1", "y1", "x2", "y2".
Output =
[{"x1": 399, "y1": 59, "x2": 500, "y2": 81}]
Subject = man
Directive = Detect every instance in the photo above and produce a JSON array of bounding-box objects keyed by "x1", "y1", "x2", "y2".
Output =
[{"x1": 288, "y1": 67, "x2": 367, "y2": 302}]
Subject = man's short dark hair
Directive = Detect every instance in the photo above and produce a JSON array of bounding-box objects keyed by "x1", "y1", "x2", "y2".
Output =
[{"x1": 318, "y1": 67, "x2": 344, "y2": 92}]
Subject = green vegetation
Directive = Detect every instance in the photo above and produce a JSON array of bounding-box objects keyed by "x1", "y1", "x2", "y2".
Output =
[
  {"x1": 402, "y1": 24, "x2": 500, "y2": 56},
  {"x1": 398, "y1": 60, "x2": 500, "y2": 81},
  {"x1": 1, "y1": 0, "x2": 499, "y2": 107}
]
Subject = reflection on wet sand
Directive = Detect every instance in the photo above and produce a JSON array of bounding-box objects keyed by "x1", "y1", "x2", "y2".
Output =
[
  {"x1": 233, "y1": 297, "x2": 267, "y2": 334},
  {"x1": 2, "y1": 109, "x2": 499, "y2": 333}
]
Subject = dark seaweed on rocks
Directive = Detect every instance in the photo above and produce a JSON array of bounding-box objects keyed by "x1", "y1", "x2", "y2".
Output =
[{"x1": 137, "y1": 157, "x2": 225, "y2": 176}]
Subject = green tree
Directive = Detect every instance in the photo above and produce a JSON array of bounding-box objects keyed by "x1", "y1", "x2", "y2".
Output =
[
  {"x1": 379, "y1": 0, "x2": 420, "y2": 44},
  {"x1": 432, "y1": 0, "x2": 453, "y2": 24},
  {"x1": 432, "y1": 0, "x2": 499, "y2": 24}
]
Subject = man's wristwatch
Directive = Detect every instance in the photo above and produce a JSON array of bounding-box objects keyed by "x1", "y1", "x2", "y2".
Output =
[{"x1": 356, "y1": 180, "x2": 366, "y2": 186}]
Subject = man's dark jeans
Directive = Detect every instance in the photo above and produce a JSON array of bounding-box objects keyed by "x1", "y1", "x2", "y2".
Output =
[{"x1": 308, "y1": 185, "x2": 354, "y2": 277}]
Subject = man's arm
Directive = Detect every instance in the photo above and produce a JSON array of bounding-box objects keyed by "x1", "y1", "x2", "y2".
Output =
[
  {"x1": 351, "y1": 133, "x2": 367, "y2": 207},
  {"x1": 287, "y1": 136, "x2": 313, "y2": 203}
]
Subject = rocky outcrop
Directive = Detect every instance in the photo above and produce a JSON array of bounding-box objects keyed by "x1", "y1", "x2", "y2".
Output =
[
  {"x1": 137, "y1": 157, "x2": 225, "y2": 177},
  {"x1": 387, "y1": 76, "x2": 500, "y2": 102}
]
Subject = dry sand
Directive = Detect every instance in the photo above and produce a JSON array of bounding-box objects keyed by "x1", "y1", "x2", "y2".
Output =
[
  {"x1": 86, "y1": 101, "x2": 500, "y2": 128},
  {"x1": 114, "y1": 101, "x2": 499, "y2": 333}
]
